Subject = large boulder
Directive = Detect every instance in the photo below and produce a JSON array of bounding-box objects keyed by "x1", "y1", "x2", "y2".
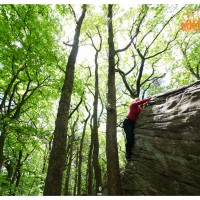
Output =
[{"x1": 121, "y1": 80, "x2": 200, "y2": 195}]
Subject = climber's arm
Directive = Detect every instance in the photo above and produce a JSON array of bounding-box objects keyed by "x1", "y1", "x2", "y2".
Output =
[{"x1": 134, "y1": 97, "x2": 152, "y2": 106}]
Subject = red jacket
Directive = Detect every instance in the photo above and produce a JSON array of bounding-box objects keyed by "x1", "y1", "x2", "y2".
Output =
[{"x1": 127, "y1": 97, "x2": 151, "y2": 122}]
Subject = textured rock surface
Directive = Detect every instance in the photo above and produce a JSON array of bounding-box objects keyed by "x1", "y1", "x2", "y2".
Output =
[{"x1": 121, "y1": 81, "x2": 200, "y2": 195}]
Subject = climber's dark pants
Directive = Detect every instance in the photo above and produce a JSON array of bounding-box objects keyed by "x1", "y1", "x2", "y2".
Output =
[{"x1": 123, "y1": 118, "x2": 135, "y2": 157}]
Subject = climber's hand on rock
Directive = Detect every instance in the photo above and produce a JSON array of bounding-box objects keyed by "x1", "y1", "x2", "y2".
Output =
[{"x1": 151, "y1": 95, "x2": 159, "y2": 99}]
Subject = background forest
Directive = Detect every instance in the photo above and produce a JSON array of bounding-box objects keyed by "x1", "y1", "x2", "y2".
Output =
[{"x1": 0, "y1": 4, "x2": 200, "y2": 196}]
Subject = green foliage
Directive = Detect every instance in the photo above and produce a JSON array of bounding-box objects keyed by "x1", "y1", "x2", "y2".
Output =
[
  {"x1": 0, "y1": 120, "x2": 51, "y2": 195},
  {"x1": 0, "y1": 4, "x2": 63, "y2": 196}
]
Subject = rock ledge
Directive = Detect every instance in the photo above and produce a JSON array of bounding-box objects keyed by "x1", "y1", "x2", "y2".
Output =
[{"x1": 121, "y1": 81, "x2": 200, "y2": 195}]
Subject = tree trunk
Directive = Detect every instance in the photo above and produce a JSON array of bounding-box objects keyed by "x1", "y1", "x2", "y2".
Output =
[
  {"x1": 87, "y1": 117, "x2": 94, "y2": 195},
  {"x1": 64, "y1": 117, "x2": 78, "y2": 196},
  {"x1": 73, "y1": 147, "x2": 79, "y2": 196},
  {"x1": 92, "y1": 43, "x2": 102, "y2": 195},
  {"x1": 41, "y1": 139, "x2": 52, "y2": 175},
  {"x1": 10, "y1": 150, "x2": 23, "y2": 195},
  {"x1": 136, "y1": 58, "x2": 145, "y2": 96},
  {"x1": 0, "y1": 133, "x2": 5, "y2": 171},
  {"x1": 77, "y1": 106, "x2": 90, "y2": 195},
  {"x1": 43, "y1": 5, "x2": 87, "y2": 196},
  {"x1": 106, "y1": 4, "x2": 121, "y2": 195}
]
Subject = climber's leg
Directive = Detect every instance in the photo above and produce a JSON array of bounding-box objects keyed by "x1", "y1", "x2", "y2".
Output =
[{"x1": 123, "y1": 118, "x2": 135, "y2": 160}]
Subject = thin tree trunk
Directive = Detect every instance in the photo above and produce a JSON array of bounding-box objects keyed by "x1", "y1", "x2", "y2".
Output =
[
  {"x1": 43, "y1": 5, "x2": 87, "y2": 196},
  {"x1": 87, "y1": 27, "x2": 103, "y2": 195},
  {"x1": 92, "y1": 39, "x2": 102, "y2": 195},
  {"x1": 77, "y1": 105, "x2": 90, "y2": 195},
  {"x1": 14, "y1": 151, "x2": 22, "y2": 190},
  {"x1": 64, "y1": 117, "x2": 78, "y2": 196},
  {"x1": 87, "y1": 116, "x2": 94, "y2": 195},
  {"x1": 41, "y1": 139, "x2": 52, "y2": 175},
  {"x1": 0, "y1": 133, "x2": 5, "y2": 171},
  {"x1": 73, "y1": 147, "x2": 79, "y2": 196},
  {"x1": 106, "y1": 4, "x2": 121, "y2": 195},
  {"x1": 136, "y1": 58, "x2": 145, "y2": 96},
  {"x1": 10, "y1": 150, "x2": 23, "y2": 195}
]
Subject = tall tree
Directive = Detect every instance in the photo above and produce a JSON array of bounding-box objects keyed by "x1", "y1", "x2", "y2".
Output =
[
  {"x1": 106, "y1": 4, "x2": 121, "y2": 195},
  {"x1": 43, "y1": 4, "x2": 87, "y2": 195},
  {"x1": 87, "y1": 27, "x2": 103, "y2": 195}
]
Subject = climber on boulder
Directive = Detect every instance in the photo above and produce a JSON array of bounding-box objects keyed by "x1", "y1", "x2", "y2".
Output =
[{"x1": 123, "y1": 97, "x2": 152, "y2": 161}]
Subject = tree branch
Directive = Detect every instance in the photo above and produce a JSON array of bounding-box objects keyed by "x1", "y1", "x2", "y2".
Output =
[
  {"x1": 115, "y1": 7, "x2": 147, "y2": 55},
  {"x1": 69, "y1": 4, "x2": 77, "y2": 23},
  {"x1": 146, "y1": 28, "x2": 182, "y2": 60},
  {"x1": 140, "y1": 59, "x2": 159, "y2": 87},
  {"x1": 146, "y1": 6, "x2": 185, "y2": 52},
  {"x1": 68, "y1": 96, "x2": 83, "y2": 120},
  {"x1": 0, "y1": 64, "x2": 27, "y2": 112}
]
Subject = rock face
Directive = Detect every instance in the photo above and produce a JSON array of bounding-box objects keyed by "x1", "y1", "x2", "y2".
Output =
[{"x1": 121, "y1": 81, "x2": 200, "y2": 195}]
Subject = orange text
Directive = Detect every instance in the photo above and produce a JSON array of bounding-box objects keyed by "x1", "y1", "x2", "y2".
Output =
[{"x1": 181, "y1": 9, "x2": 200, "y2": 31}]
